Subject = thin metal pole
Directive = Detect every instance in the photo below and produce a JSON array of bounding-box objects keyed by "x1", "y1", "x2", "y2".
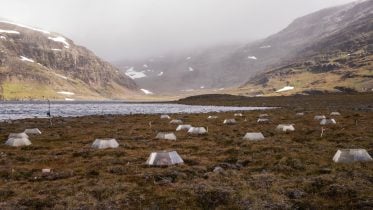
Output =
[{"x1": 47, "y1": 99, "x2": 53, "y2": 127}]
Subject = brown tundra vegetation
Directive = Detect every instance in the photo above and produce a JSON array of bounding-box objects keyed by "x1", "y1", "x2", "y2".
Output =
[{"x1": 0, "y1": 93, "x2": 372, "y2": 209}]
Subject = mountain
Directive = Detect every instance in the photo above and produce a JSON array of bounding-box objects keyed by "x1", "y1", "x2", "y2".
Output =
[
  {"x1": 115, "y1": 0, "x2": 372, "y2": 95},
  {"x1": 238, "y1": 0, "x2": 372, "y2": 95},
  {"x1": 0, "y1": 20, "x2": 138, "y2": 100},
  {"x1": 114, "y1": 44, "x2": 243, "y2": 94}
]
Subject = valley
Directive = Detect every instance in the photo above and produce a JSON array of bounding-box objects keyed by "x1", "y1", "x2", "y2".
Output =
[
  {"x1": 0, "y1": 1, "x2": 372, "y2": 209},
  {"x1": 116, "y1": 0, "x2": 372, "y2": 96}
]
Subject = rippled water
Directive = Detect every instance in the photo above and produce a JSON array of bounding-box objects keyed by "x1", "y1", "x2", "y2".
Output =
[{"x1": 0, "y1": 101, "x2": 273, "y2": 120}]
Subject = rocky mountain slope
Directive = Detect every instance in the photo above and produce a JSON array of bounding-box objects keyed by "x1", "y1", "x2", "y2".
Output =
[
  {"x1": 116, "y1": 0, "x2": 372, "y2": 95},
  {"x1": 0, "y1": 20, "x2": 138, "y2": 100},
  {"x1": 238, "y1": 0, "x2": 372, "y2": 96}
]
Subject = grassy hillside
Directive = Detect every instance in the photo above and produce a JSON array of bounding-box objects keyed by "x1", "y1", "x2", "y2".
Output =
[
  {"x1": 238, "y1": 2, "x2": 372, "y2": 96},
  {"x1": 236, "y1": 51, "x2": 372, "y2": 96}
]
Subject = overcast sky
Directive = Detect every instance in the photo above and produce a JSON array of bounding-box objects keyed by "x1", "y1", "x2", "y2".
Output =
[{"x1": 0, "y1": 0, "x2": 357, "y2": 61}]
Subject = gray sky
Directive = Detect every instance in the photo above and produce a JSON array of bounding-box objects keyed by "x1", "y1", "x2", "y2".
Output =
[{"x1": 0, "y1": 0, "x2": 356, "y2": 61}]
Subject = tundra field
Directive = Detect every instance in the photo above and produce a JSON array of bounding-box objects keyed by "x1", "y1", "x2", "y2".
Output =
[{"x1": 0, "y1": 93, "x2": 372, "y2": 209}]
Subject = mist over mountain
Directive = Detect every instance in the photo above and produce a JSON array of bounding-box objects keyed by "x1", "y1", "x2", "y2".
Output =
[
  {"x1": 0, "y1": 0, "x2": 357, "y2": 60},
  {"x1": 115, "y1": 0, "x2": 372, "y2": 95},
  {"x1": 241, "y1": 0, "x2": 372, "y2": 95}
]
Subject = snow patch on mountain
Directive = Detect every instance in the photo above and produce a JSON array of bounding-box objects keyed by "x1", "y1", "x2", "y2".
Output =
[
  {"x1": 260, "y1": 45, "x2": 271, "y2": 49},
  {"x1": 51, "y1": 48, "x2": 62, "y2": 51},
  {"x1": 64, "y1": 98, "x2": 75, "y2": 101},
  {"x1": 186, "y1": 56, "x2": 192, "y2": 60},
  {"x1": 276, "y1": 86, "x2": 294, "y2": 93},
  {"x1": 157, "y1": 72, "x2": 164, "y2": 76},
  {"x1": 182, "y1": 89, "x2": 194, "y2": 92},
  {"x1": 140, "y1": 89, "x2": 154, "y2": 95},
  {"x1": 48, "y1": 36, "x2": 70, "y2": 48},
  {"x1": 125, "y1": 67, "x2": 147, "y2": 79},
  {"x1": 0, "y1": 35, "x2": 6, "y2": 40},
  {"x1": 0, "y1": 29, "x2": 20, "y2": 34},
  {"x1": 0, "y1": 21, "x2": 50, "y2": 34},
  {"x1": 20, "y1": 56, "x2": 34, "y2": 63},
  {"x1": 143, "y1": 64, "x2": 148, "y2": 68},
  {"x1": 57, "y1": 91, "x2": 75, "y2": 96},
  {"x1": 54, "y1": 73, "x2": 68, "y2": 80},
  {"x1": 247, "y1": 56, "x2": 257, "y2": 60},
  {"x1": 188, "y1": 67, "x2": 194, "y2": 72}
]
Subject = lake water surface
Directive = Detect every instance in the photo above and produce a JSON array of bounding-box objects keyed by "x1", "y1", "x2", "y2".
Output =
[{"x1": 0, "y1": 101, "x2": 273, "y2": 120}]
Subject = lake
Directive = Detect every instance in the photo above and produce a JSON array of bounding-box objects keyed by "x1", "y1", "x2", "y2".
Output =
[{"x1": 0, "y1": 101, "x2": 273, "y2": 120}]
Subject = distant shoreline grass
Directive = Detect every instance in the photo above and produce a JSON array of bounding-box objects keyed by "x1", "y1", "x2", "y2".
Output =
[{"x1": 177, "y1": 93, "x2": 373, "y2": 109}]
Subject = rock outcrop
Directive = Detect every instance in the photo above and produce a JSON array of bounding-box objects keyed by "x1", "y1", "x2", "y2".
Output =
[{"x1": 0, "y1": 20, "x2": 138, "y2": 100}]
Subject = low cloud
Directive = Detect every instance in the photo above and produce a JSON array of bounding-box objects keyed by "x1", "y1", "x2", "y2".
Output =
[{"x1": 0, "y1": 0, "x2": 356, "y2": 60}]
